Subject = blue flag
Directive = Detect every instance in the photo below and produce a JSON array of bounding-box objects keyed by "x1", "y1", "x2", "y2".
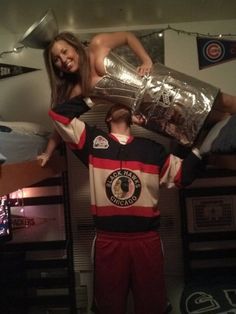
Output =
[{"x1": 196, "y1": 37, "x2": 236, "y2": 69}]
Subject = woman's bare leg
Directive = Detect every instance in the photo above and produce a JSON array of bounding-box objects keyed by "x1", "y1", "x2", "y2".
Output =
[
  {"x1": 213, "y1": 92, "x2": 236, "y2": 114},
  {"x1": 195, "y1": 107, "x2": 230, "y2": 147},
  {"x1": 195, "y1": 91, "x2": 235, "y2": 150}
]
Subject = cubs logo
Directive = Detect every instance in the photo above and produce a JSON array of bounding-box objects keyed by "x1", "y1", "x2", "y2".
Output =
[
  {"x1": 105, "y1": 169, "x2": 141, "y2": 207},
  {"x1": 93, "y1": 136, "x2": 109, "y2": 149},
  {"x1": 203, "y1": 40, "x2": 225, "y2": 63}
]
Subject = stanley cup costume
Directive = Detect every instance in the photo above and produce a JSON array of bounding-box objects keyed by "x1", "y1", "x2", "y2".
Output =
[{"x1": 91, "y1": 52, "x2": 219, "y2": 146}]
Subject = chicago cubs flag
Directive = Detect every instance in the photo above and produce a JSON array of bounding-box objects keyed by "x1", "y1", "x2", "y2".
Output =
[
  {"x1": 196, "y1": 37, "x2": 236, "y2": 69},
  {"x1": 0, "y1": 63, "x2": 39, "y2": 79}
]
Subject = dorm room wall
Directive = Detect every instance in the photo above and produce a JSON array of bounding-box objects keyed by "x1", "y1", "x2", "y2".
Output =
[{"x1": 0, "y1": 26, "x2": 52, "y2": 129}]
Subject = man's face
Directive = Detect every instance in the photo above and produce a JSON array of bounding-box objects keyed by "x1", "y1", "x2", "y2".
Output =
[{"x1": 107, "y1": 108, "x2": 132, "y2": 127}]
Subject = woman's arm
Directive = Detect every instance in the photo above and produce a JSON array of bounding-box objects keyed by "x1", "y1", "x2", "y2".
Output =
[
  {"x1": 37, "y1": 129, "x2": 62, "y2": 167},
  {"x1": 90, "y1": 31, "x2": 153, "y2": 76}
]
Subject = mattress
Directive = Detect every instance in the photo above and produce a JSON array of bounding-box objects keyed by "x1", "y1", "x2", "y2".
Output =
[{"x1": 0, "y1": 121, "x2": 49, "y2": 164}]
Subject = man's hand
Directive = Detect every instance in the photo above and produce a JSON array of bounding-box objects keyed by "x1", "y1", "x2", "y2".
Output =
[{"x1": 132, "y1": 114, "x2": 146, "y2": 126}]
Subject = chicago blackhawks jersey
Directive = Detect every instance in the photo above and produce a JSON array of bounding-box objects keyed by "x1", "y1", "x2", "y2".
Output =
[{"x1": 49, "y1": 98, "x2": 202, "y2": 232}]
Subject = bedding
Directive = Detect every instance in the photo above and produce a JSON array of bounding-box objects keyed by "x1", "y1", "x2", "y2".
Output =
[
  {"x1": 0, "y1": 121, "x2": 50, "y2": 136},
  {"x1": 212, "y1": 114, "x2": 236, "y2": 154},
  {"x1": 0, "y1": 121, "x2": 50, "y2": 164}
]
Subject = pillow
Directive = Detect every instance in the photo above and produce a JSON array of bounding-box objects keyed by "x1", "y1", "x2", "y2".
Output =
[
  {"x1": 0, "y1": 121, "x2": 50, "y2": 136},
  {"x1": 0, "y1": 125, "x2": 12, "y2": 132},
  {"x1": 0, "y1": 153, "x2": 7, "y2": 164},
  {"x1": 212, "y1": 115, "x2": 236, "y2": 153}
]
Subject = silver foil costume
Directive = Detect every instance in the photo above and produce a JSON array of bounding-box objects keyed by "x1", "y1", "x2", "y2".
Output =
[{"x1": 91, "y1": 52, "x2": 219, "y2": 146}]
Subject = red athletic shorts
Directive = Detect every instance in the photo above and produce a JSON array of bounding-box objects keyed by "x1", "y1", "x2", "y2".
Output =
[{"x1": 93, "y1": 230, "x2": 166, "y2": 314}]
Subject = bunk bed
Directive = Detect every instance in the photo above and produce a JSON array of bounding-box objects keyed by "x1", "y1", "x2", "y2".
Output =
[
  {"x1": 207, "y1": 154, "x2": 236, "y2": 171},
  {"x1": 0, "y1": 155, "x2": 77, "y2": 314},
  {"x1": 178, "y1": 118, "x2": 236, "y2": 314},
  {"x1": 0, "y1": 120, "x2": 78, "y2": 313}
]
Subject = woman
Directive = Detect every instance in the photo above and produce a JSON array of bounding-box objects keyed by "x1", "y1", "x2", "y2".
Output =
[{"x1": 39, "y1": 31, "x2": 236, "y2": 165}]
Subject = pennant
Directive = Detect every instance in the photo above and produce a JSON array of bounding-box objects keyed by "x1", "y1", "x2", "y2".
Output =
[
  {"x1": 196, "y1": 37, "x2": 236, "y2": 69},
  {"x1": 0, "y1": 63, "x2": 40, "y2": 79}
]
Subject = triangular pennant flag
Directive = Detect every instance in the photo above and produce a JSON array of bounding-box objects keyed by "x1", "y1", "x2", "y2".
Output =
[
  {"x1": 196, "y1": 37, "x2": 236, "y2": 69},
  {"x1": 0, "y1": 63, "x2": 40, "y2": 79}
]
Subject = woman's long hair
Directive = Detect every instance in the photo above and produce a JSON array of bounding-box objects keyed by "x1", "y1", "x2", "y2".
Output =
[{"x1": 44, "y1": 32, "x2": 91, "y2": 107}]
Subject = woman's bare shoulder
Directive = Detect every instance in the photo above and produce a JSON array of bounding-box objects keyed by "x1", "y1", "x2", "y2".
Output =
[
  {"x1": 90, "y1": 32, "x2": 124, "y2": 50},
  {"x1": 90, "y1": 33, "x2": 108, "y2": 48}
]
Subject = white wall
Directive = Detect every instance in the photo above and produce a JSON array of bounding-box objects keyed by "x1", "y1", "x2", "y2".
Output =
[{"x1": 0, "y1": 26, "x2": 52, "y2": 128}]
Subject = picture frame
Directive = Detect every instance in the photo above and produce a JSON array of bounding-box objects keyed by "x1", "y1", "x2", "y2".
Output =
[{"x1": 180, "y1": 186, "x2": 236, "y2": 234}]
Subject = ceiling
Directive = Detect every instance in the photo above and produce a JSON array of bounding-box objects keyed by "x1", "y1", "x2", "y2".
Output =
[{"x1": 1, "y1": 0, "x2": 236, "y2": 35}]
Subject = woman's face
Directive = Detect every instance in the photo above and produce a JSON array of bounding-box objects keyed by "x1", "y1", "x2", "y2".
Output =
[{"x1": 51, "y1": 40, "x2": 80, "y2": 73}]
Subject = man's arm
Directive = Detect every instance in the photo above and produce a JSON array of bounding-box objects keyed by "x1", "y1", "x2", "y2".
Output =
[
  {"x1": 48, "y1": 97, "x2": 90, "y2": 149},
  {"x1": 181, "y1": 148, "x2": 204, "y2": 186},
  {"x1": 160, "y1": 147, "x2": 203, "y2": 188}
]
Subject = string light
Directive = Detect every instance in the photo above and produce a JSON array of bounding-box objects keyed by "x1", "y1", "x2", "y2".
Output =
[
  {"x1": 20, "y1": 189, "x2": 25, "y2": 214},
  {"x1": 138, "y1": 25, "x2": 236, "y2": 40},
  {"x1": 9, "y1": 189, "x2": 25, "y2": 209},
  {"x1": 0, "y1": 45, "x2": 24, "y2": 58},
  {"x1": 0, "y1": 195, "x2": 10, "y2": 236}
]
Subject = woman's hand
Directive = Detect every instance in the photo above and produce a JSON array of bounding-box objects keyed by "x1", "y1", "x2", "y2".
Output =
[
  {"x1": 37, "y1": 152, "x2": 50, "y2": 167},
  {"x1": 37, "y1": 130, "x2": 61, "y2": 167},
  {"x1": 136, "y1": 60, "x2": 153, "y2": 77}
]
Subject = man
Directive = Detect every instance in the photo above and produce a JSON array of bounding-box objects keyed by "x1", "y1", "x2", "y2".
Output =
[{"x1": 46, "y1": 98, "x2": 204, "y2": 314}]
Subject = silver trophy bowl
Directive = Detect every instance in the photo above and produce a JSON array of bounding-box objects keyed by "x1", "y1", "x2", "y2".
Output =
[{"x1": 20, "y1": 9, "x2": 58, "y2": 49}]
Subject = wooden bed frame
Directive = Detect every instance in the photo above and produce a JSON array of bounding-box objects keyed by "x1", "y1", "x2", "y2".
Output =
[
  {"x1": 0, "y1": 152, "x2": 67, "y2": 197},
  {"x1": 207, "y1": 154, "x2": 236, "y2": 171}
]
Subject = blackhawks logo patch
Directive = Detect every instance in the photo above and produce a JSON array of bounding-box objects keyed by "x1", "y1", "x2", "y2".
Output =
[
  {"x1": 93, "y1": 136, "x2": 109, "y2": 149},
  {"x1": 105, "y1": 169, "x2": 141, "y2": 207}
]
